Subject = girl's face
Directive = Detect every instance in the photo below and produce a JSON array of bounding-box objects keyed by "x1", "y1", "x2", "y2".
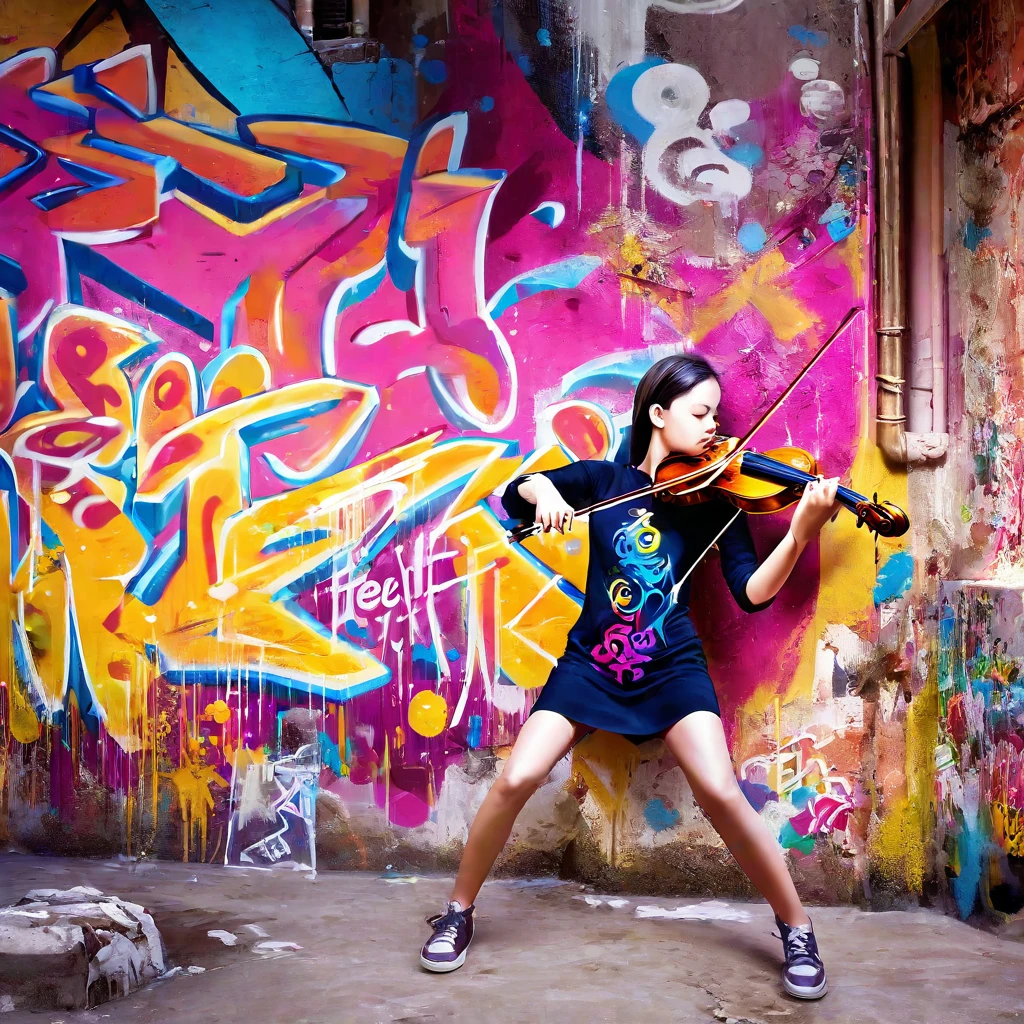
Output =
[{"x1": 649, "y1": 377, "x2": 721, "y2": 457}]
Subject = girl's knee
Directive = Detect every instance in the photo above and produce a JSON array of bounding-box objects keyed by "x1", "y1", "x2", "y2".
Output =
[
  {"x1": 694, "y1": 778, "x2": 745, "y2": 814},
  {"x1": 492, "y1": 767, "x2": 543, "y2": 804}
]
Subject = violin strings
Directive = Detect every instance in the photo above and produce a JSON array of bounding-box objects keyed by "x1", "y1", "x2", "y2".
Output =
[{"x1": 669, "y1": 507, "x2": 744, "y2": 606}]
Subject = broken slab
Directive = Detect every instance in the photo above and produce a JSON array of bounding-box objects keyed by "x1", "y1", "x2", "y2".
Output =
[{"x1": 0, "y1": 886, "x2": 165, "y2": 1011}]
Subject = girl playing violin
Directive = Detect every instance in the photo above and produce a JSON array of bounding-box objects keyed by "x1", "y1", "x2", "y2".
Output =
[{"x1": 419, "y1": 353, "x2": 840, "y2": 1001}]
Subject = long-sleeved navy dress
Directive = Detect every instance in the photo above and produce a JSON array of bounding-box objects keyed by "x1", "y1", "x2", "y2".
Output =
[{"x1": 502, "y1": 459, "x2": 774, "y2": 745}]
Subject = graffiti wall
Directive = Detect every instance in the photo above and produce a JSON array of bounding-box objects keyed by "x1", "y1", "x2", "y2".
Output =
[
  {"x1": 901, "y1": 1, "x2": 1024, "y2": 925},
  {"x1": 0, "y1": 0, "x2": 912, "y2": 897}
]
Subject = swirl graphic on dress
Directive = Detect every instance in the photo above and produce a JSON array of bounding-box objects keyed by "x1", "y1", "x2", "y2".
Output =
[{"x1": 591, "y1": 509, "x2": 675, "y2": 685}]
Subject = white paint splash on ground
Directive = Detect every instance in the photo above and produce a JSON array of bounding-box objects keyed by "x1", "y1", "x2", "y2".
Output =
[{"x1": 634, "y1": 899, "x2": 752, "y2": 922}]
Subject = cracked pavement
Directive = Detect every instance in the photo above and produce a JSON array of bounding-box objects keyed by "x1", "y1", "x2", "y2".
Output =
[{"x1": 1, "y1": 854, "x2": 1022, "y2": 1023}]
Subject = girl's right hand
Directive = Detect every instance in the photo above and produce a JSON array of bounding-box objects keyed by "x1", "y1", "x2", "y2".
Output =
[{"x1": 531, "y1": 475, "x2": 575, "y2": 533}]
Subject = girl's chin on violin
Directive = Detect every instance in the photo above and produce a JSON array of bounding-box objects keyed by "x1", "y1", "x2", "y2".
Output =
[{"x1": 683, "y1": 433, "x2": 718, "y2": 456}]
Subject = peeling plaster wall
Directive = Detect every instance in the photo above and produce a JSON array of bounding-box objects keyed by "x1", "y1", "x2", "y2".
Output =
[
  {"x1": 900, "y1": 0, "x2": 1024, "y2": 927},
  {"x1": 0, "y1": 0, "x2": 919, "y2": 903}
]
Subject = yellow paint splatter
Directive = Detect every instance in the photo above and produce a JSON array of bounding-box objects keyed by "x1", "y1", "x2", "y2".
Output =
[
  {"x1": 868, "y1": 670, "x2": 937, "y2": 892},
  {"x1": 688, "y1": 249, "x2": 817, "y2": 343},
  {"x1": 408, "y1": 690, "x2": 448, "y2": 737},
  {"x1": 205, "y1": 699, "x2": 232, "y2": 724},
  {"x1": 572, "y1": 732, "x2": 645, "y2": 862},
  {"x1": 6, "y1": 673, "x2": 41, "y2": 744},
  {"x1": 161, "y1": 755, "x2": 228, "y2": 862}
]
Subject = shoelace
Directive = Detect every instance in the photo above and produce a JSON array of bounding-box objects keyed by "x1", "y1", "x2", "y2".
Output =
[
  {"x1": 775, "y1": 925, "x2": 818, "y2": 965},
  {"x1": 426, "y1": 904, "x2": 465, "y2": 949}
]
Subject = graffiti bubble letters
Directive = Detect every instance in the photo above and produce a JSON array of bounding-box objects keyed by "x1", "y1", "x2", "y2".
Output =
[{"x1": 633, "y1": 63, "x2": 753, "y2": 207}]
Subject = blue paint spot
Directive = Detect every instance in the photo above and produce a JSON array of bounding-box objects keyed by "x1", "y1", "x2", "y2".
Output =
[
  {"x1": 874, "y1": 551, "x2": 913, "y2": 604},
  {"x1": 819, "y1": 201, "x2": 857, "y2": 242},
  {"x1": 412, "y1": 33, "x2": 429, "y2": 48},
  {"x1": 530, "y1": 202, "x2": 564, "y2": 228},
  {"x1": 643, "y1": 797, "x2": 681, "y2": 833},
  {"x1": 517, "y1": 54, "x2": 534, "y2": 76},
  {"x1": 789, "y1": 25, "x2": 829, "y2": 47},
  {"x1": 839, "y1": 161, "x2": 859, "y2": 187},
  {"x1": 790, "y1": 785, "x2": 816, "y2": 810},
  {"x1": 480, "y1": 95, "x2": 495, "y2": 112},
  {"x1": 412, "y1": 642, "x2": 438, "y2": 663},
  {"x1": 728, "y1": 142, "x2": 764, "y2": 168},
  {"x1": 973, "y1": 677, "x2": 994, "y2": 708},
  {"x1": 951, "y1": 819, "x2": 987, "y2": 919},
  {"x1": 445, "y1": 647, "x2": 460, "y2": 662},
  {"x1": 420, "y1": 59, "x2": 447, "y2": 84},
  {"x1": 827, "y1": 216, "x2": 857, "y2": 242},
  {"x1": 737, "y1": 222, "x2": 767, "y2": 253},
  {"x1": 536, "y1": 28, "x2": 551, "y2": 46},
  {"x1": 467, "y1": 714, "x2": 483, "y2": 749},
  {"x1": 319, "y1": 731, "x2": 343, "y2": 775},
  {"x1": 963, "y1": 218, "x2": 992, "y2": 252},
  {"x1": 343, "y1": 619, "x2": 370, "y2": 641},
  {"x1": 739, "y1": 779, "x2": 777, "y2": 813},
  {"x1": 606, "y1": 57, "x2": 667, "y2": 145}
]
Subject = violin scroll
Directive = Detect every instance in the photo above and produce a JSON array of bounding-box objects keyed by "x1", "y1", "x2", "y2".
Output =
[{"x1": 853, "y1": 497, "x2": 910, "y2": 537}]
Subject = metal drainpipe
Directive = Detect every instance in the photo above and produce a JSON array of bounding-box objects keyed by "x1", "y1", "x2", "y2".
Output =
[
  {"x1": 874, "y1": 0, "x2": 909, "y2": 462},
  {"x1": 873, "y1": 0, "x2": 948, "y2": 464},
  {"x1": 295, "y1": 0, "x2": 314, "y2": 43},
  {"x1": 352, "y1": 0, "x2": 369, "y2": 36}
]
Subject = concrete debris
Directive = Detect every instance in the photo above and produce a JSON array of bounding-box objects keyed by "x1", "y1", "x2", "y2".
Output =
[
  {"x1": 0, "y1": 888, "x2": 165, "y2": 1011},
  {"x1": 253, "y1": 940, "x2": 302, "y2": 954}
]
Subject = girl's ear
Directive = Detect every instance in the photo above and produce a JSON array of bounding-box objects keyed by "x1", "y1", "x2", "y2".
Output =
[{"x1": 648, "y1": 404, "x2": 665, "y2": 428}]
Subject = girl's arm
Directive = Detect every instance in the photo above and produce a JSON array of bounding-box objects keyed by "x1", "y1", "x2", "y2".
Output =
[
  {"x1": 743, "y1": 476, "x2": 840, "y2": 607},
  {"x1": 501, "y1": 461, "x2": 597, "y2": 533},
  {"x1": 516, "y1": 475, "x2": 576, "y2": 533}
]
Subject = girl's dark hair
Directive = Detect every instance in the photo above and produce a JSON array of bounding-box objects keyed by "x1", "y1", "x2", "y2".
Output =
[{"x1": 629, "y1": 353, "x2": 720, "y2": 465}]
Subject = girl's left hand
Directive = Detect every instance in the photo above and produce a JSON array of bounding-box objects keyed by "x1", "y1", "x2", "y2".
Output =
[{"x1": 790, "y1": 476, "x2": 840, "y2": 545}]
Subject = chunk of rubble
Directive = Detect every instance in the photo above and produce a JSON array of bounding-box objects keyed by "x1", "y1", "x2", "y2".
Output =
[{"x1": 0, "y1": 886, "x2": 165, "y2": 1011}]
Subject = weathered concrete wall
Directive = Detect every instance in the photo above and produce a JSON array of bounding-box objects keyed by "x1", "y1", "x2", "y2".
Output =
[
  {"x1": 897, "y1": 1, "x2": 1024, "y2": 927},
  {"x1": 0, "y1": 0, "x2": 917, "y2": 903}
]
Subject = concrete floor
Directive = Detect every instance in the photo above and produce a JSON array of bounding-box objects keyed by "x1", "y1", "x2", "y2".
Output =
[{"x1": 1, "y1": 854, "x2": 1022, "y2": 1024}]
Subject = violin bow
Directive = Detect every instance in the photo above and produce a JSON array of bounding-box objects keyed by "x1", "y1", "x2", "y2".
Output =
[{"x1": 509, "y1": 306, "x2": 863, "y2": 543}]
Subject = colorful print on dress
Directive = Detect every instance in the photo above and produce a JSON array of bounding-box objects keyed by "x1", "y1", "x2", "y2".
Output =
[{"x1": 591, "y1": 508, "x2": 677, "y2": 685}]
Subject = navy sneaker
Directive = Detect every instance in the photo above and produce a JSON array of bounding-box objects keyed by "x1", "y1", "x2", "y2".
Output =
[
  {"x1": 774, "y1": 913, "x2": 828, "y2": 999},
  {"x1": 420, "y1": 900, "x2": 475, "y2": 973}
]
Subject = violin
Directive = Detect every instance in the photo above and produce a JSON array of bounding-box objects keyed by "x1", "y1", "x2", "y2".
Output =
[
  {"x1": 508, "y1": 435, "x2": 909, "y2": 542},
  {"x1": 652, "y1": 436, "x2": 909, "y2": 536},
  {"x1": 507, "y1": 307, "x2": 911, "y2": 544}
]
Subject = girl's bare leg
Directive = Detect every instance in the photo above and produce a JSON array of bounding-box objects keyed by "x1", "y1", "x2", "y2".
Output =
[
  {"x1": 449, "y1": 710, "x2": 590, "y2": 909},
  {"x1": 663, "y1": 711, "x2": 811, "y2": 927}
]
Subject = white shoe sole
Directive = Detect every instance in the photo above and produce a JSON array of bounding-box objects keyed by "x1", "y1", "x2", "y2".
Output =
[
  {"x1": 420, "y1": 946, "x2": 469, "y2": 973},
  {"x1": 784, "y1": 976, "x2": 828, "y2": 999}
]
